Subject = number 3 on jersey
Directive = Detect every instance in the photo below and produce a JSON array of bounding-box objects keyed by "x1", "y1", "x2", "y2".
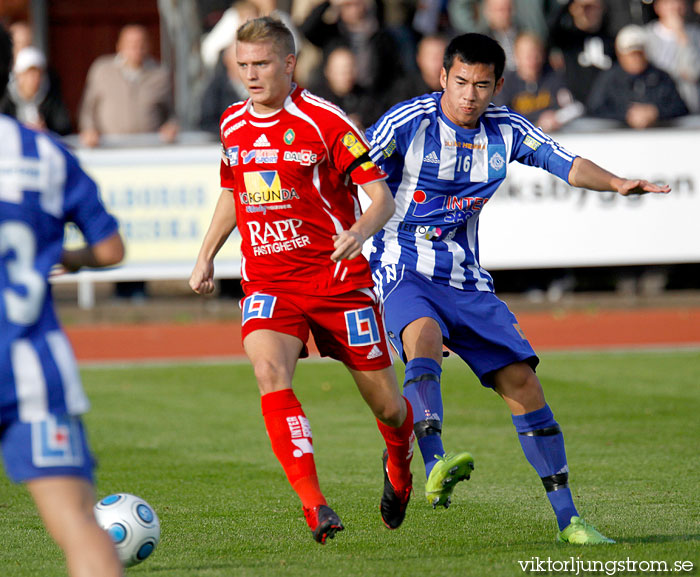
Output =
[
  {"x1": 1, "y1": 221, "x2": 45, "y2": 326},
  {"x1": 344, "y1": 307, "x2": 381, "y2": 346}
]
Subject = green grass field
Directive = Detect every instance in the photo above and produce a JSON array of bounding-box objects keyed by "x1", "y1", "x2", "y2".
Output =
[{"x1": 1, "y1": 350, "x2": 699, "y2": 576}]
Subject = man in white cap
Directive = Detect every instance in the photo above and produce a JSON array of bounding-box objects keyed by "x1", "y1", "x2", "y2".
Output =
[
  {"x1": 587, "y1": 24, "x2": 688, "y2": 128},
  {"x1": 0, "y1": 45, "x2": 72, "y2": 135}
]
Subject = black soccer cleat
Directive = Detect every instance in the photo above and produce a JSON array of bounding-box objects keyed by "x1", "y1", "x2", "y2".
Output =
[
  {"x1": 380, "y1": 449, "x2": 412, "y2": 530},
  {"x1": 303, "y1": 504, "x2": 344, "y2": 544}
]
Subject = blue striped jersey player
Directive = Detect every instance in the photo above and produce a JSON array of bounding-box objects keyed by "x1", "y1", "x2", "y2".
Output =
[
  {"x1": 366, "y1": 33, "x2": 669, "y2": 544},
  {"x1": 0, "y1": 23, "x2": 125, "y2": 575},
  {"x1": 0, "y1": 122, "x2": 119, "y2": 426},
  {"x1": 368, "y1": 94, "x2": 574, "y2": 293}
]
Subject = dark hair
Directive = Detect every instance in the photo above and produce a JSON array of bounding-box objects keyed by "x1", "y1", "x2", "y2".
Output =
[
  {"x1": 443, "y1": 33, "x2": 506, "y2": 82},
  {"x1": 0, "y1": 25, "x2": 12, "y2": 100}
]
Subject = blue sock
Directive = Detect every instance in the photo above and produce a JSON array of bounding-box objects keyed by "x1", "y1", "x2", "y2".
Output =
[
  {"x1": 403, "y1": 357, "x2": 444, "y2": 478},
  {"x1": 512, "y1": 404, "x2": 579, "y2": 530}
]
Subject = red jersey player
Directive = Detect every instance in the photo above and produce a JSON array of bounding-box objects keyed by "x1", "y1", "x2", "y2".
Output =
[{"x1": 189, "y1": 17, "x2": 414, "y2": 544}]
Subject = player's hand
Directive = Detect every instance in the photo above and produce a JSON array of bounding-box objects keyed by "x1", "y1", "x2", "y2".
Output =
[
  {"x1": 331, "y1": 230, "x2": 364, "y2": 262},
  {"x1": 618, "y1": 179, "x2": 671, "y2": 196},
  {"x1": 189, "y1": 260, "x2": 216, "y2": 295},
  {"x1": 60, "y1": 248, "x2": 88, "y2": 273},
  {"x1": 60, "y1": 255, "x2": 81, "y2": 274}
]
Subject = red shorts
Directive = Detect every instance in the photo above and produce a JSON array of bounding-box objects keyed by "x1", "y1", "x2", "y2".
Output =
[{"x1": 240, "y1": 288, "x2": 393, "y2": 371}]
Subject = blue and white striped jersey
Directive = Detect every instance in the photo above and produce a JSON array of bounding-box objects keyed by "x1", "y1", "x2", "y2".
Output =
[
  {"x1": 0, "y1": 115, "x2": 118, "y2": 423},
  {"x1": 367, "y1": 92, "x2": 576, "y2": 292}
]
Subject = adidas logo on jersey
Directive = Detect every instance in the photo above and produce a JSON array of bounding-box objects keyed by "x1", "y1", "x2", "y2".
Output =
[
  {"x1": 366, "y1": 345, "x2": 383, "y2": 360},
  {"x1": 254, "y1": 133, "x2": 271, "y2": 147},
  {"x1": 423, "y1": 151, "x2": 439, "y2": 164}
]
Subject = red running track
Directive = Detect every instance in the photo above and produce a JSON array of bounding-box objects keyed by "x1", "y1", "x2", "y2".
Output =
[{"x1": 65, "y1": 308, "x2": 700, "y2": 363}]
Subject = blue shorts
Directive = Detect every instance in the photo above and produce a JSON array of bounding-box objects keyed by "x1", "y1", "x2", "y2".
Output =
[
  {"x1": 375, "y1": 265, "x2": 538, "y2": 387},
  {"x1": 1, "y1": 414, "x2": 95, "y2": 484}
]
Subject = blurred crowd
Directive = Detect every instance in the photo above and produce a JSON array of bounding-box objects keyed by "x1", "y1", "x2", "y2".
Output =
[
  {"x1": 2, "y1": 0, "x2": 696, "y2": 302},
  {"x1": 2, "y1": 0, "x2": 700, "y2": 142}
]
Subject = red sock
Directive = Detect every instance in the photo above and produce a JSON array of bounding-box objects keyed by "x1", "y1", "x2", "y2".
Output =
[
  {"x1": 376, "y1": 397, "x2": 415, "y2": 491},
  {"x1": 261, "y1": 389, "x2": 326, "y2": 510}
]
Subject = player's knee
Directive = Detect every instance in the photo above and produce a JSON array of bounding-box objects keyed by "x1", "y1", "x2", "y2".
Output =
[
  {"x1": 511, "y1": 372, "x2": 543, "y2": 405},
  {"x1": 252, "y1": 360, "x2": 291, "y2": 393},
  {"x1": 519, "y1": 368, "x2": 541, "y2": 393},
  {"x1": 403, "y1": 318, "x2": 443, "y2": 359},
  {"x1": 496, "y1": 362, "x2": 540, "y2": 393},
  {"x1": 374, "y1": 400, "x2": 405, "y2": 427}
]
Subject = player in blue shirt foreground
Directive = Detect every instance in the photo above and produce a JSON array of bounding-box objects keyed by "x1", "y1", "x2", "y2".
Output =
[
  {"x1": 367, "y1": 33, "x2": 670, "y2": 544},
  {"x1": 0, "y1": 26, "x2": 126, "y2": 575}
]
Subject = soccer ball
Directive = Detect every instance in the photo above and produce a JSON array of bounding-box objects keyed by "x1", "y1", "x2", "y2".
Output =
[{"x1": 94, "y1": 493, "x2": 160, "y2": 568}]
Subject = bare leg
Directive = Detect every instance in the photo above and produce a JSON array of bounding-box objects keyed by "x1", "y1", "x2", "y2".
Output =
[
  {"x1": 492, "y1": 361, "x2": 546, "y2": 415},
  {"x1": 26, "y1": 476, "x2": 122, "y2": 577},
  {"x1": 348, "y1": 366, "x2": 407, "y2": 427},
  {"x1": 243, "y1": 329, "x2": 303, "y2": 394},
  {"x1": 401, "y1": 317, "x2": 444, "y2": 363}
]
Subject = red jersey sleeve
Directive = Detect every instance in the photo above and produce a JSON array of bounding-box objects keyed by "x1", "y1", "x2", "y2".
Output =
[
  {"x1": 219, "y1": 109, "x2": 237, "y2": 190},
  {"x1": 219, "y1": 144, "x2": 237, "y2": 190}
]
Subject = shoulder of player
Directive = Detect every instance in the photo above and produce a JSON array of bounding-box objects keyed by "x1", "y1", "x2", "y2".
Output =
[
  {"x1": 219, "y1": 100, "x2": 249, "y2": 135},
  {"x1": 370, "y1": 92, "x2": 440, "y2": 140},
  {"x1": 482, "y1": 104, "x2": 567, "y2": 153},
  {"x1": 5, "y1": 116, "x2": 73, "y2": 159},
  {"x1": 481, "y1": 103, "x2": 514, "y2": 121},
  {"x1": 293, "y1": 89, "x2": 355, "y2": 127},
  {"x1": 0, "y1": 116, "x2": 86, "y2": 195},
  {"x1": 482, "y1": 104, "x2": 541, "y2": 135}
]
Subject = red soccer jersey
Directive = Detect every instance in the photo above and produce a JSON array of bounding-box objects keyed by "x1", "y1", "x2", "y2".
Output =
[{"x1": 219, "y1": 85, "x2": 387, "y2": 296}]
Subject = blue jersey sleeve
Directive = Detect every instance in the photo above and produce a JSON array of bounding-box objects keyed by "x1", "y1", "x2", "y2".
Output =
[
  {"x1": 61, "y1": 149, "x2": 119, "y2": 245},
  {"x1": 507, "y1": 110, "x2": 577, "y2": 183},
  {"x1": 367, "y1": 115, "x2": 400, "y2": 164},
  {"x1": 366, "y1": 115, "x2": 403, "y2": 189},
  {"x1": 367, "y1": 94, "x2": 438, "y2": 167}
]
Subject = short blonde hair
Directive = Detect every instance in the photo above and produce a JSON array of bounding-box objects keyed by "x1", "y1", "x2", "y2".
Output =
[{"x1": 236, "y1": 16, "x2": 295, "y2": 57}]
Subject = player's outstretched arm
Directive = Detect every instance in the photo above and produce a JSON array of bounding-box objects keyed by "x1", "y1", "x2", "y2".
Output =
[
  {"x1": 568, "y1": 157, "x2": 671, "y2": 196},
  {"x1": 61, "y1": 231, "x2": 125, "y2": 273},
  {"x1": 190, "y1": 189, "x2": 237, "y2": 295},
  {"x1": 331, "y1": 179, "x2": 395, "y2": 262}
]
